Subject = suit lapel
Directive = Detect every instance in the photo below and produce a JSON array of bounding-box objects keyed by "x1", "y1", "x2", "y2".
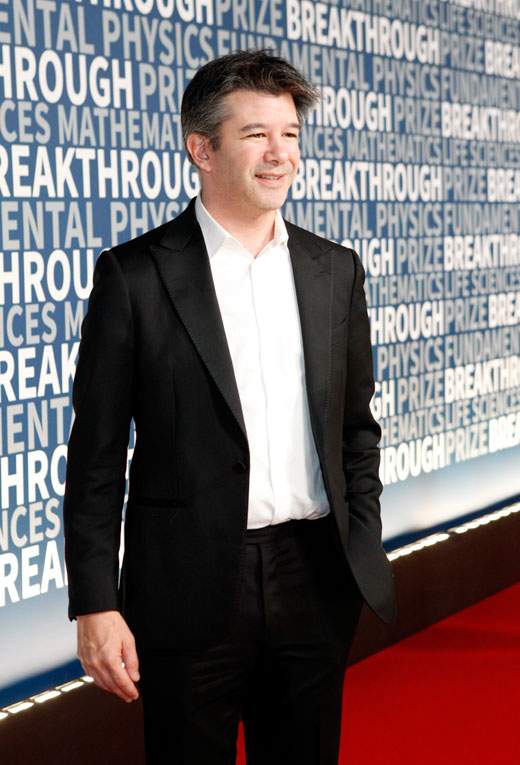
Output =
[
  {"x1": 286, "y1": 223, "x2": 334, "y2": 461},
  {"x1": 149, "y1": 203, "x2": 247, "y2": 440},
  {"x1": 147, "y1": 205, "x2": 334, "y2": 452}
]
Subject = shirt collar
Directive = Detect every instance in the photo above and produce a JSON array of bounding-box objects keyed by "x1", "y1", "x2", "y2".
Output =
[{"x1": 195, "y1": 194, "x2": 288, "y2": 259}]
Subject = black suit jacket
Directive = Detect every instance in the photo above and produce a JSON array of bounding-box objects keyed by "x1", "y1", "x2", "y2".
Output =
[{"x1": 64, "y1": 200, "x2": 396, "y2": 650}]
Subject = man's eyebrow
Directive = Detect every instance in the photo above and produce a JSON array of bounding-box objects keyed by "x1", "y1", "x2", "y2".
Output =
[{"x1": 238, "y1": 122, "x2": 301, "y2": 133}]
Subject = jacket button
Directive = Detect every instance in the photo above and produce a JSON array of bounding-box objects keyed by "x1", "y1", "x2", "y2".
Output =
[{"x1": 233, "y1": 460, "x2": 248, "y2": 474}]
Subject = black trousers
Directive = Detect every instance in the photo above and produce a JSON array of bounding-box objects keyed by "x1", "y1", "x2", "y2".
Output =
[{"x1": 138, "y1": 515, "x2": 363, "y2": 765}]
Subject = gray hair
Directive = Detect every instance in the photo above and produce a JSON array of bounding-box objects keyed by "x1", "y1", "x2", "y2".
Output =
[{"x1": 181, "y1": 49, "x2": 320, "y2": 164}]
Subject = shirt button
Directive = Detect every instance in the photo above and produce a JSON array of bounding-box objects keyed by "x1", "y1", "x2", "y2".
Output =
[{"x1": 232, "y1": 460, "x2": 248, "y2": 474}]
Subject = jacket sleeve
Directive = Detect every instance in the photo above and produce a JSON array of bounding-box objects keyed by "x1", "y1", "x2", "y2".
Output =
[
  {"x1": 63, "y1": 249, "x2": 134, "y2": 618},
  {"x1": 342, "y1": 250, "x2": 383, "y2": 541}
]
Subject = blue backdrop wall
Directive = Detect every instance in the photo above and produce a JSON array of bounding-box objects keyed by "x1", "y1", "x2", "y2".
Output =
[{"x1": 0, "y1": 0, "x2": 519, "y2": 703}]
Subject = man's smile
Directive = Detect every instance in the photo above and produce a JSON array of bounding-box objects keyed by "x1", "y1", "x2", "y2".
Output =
[{"x1": 254, "y1": 172, "x2": 287, "y2": 182}]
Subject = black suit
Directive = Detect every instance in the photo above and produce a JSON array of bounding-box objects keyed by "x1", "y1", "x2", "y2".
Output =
[{"x1": 64, "y1": 199, "x2": 395, "y2": 760}]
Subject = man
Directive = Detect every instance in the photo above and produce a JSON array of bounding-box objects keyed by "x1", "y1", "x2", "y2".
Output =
[{"x1": 64, "y1": 50, "x2": 396, "y2": 764}]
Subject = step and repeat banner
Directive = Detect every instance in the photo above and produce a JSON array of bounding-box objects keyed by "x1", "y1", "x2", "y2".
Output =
[{"x1": 0, "y1": 0, "x2": 519, "y2": 701}]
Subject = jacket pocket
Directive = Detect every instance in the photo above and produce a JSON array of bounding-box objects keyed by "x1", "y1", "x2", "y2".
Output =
[{"x1": 129, "y1": 498, "x2": 184, "y2": 521}]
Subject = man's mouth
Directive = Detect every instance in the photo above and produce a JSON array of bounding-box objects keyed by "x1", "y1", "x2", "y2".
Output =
[{"x1": 255, "y1": 173, "x2": 284, "y2": 180}]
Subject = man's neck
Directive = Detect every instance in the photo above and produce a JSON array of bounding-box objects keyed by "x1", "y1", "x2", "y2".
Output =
[{"x1": 200, "y1": 194, "x2": 277, "y2": 258}]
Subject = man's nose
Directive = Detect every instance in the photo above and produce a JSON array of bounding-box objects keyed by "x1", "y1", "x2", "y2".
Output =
[{"x1": 264, "y1": 138, "x2": 289, "y2": 164}]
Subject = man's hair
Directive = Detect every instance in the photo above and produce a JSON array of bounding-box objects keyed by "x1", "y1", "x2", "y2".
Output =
[{"x1": 181, "y1": 49, "x2": 320, "y2": 164}]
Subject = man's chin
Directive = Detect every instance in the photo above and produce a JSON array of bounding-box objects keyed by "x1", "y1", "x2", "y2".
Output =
[{"x1": 254, "y1": 189, "x2": 290, "y2": 212}]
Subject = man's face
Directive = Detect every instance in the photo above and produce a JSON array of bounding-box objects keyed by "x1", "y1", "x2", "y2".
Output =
[{"x1": 201, "y1": 89, "x2": 301, "y2": 219}]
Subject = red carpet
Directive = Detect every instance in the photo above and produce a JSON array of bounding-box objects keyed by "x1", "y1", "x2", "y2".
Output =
[{"x1": 236, "y1": 583, "x2": 520, "y2": 764}]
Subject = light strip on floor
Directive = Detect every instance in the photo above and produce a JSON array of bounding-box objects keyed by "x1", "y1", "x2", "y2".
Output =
[
  {"x1": 0, "y1": 676, "x2": 94, "y2": 720},
  {"x1": 451, "y1": 503, "x2": 520, "y2": 535},
  {"x1": 387, "y1": 501, "x2": 520, "y2": 562},
  {"x1": 32, "y1": 690, "x2": 61, "y2": 704},
  {"x1": 4, "y1": 701, "x2": 34, "y2": 714},
  {"x1": 388, "y1": 532, "x2": 450, "y2": 561},
  {"x1": 57, "y1": 681, "x2": 84, "y2": 693}
]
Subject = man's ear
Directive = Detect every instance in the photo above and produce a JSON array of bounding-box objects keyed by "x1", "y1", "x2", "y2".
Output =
[{"x1": 186, "y1": 134, "x2": 212, "y2": 172}]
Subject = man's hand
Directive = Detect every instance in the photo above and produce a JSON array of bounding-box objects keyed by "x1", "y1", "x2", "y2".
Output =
[{"x1": 77, "y1": 610, "x2": 140, "y2": 703}]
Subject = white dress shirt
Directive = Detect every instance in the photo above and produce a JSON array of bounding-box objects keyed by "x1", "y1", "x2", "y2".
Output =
[{"x1": 195, "y1": 195, "x2": 329, "y2": 529}]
